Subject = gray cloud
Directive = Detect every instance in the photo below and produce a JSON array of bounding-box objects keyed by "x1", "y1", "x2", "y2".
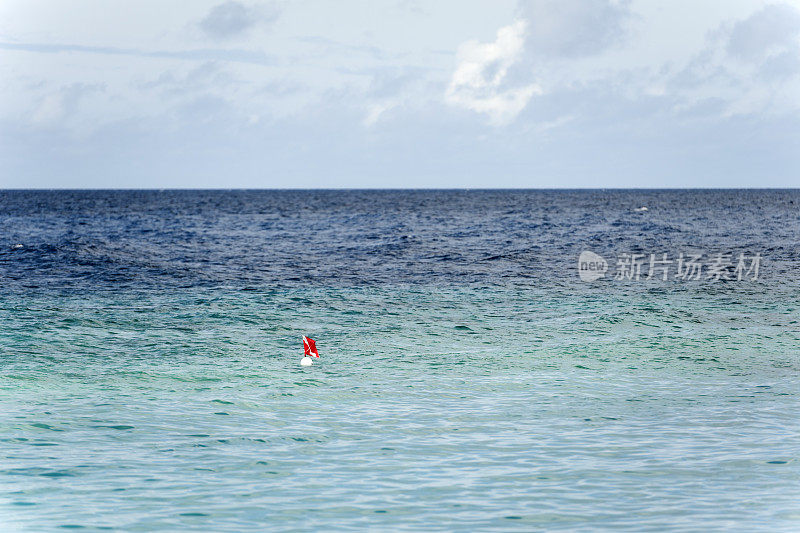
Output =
[
  {"x1": 759, "y1": 49, "x2": 800, "y2": 81},
  {"x1": 517, "y1": 0, "x2": 631, "y2": 57},
  {"x1": 199, "y1": 1, "x2": 278, "y2": 40},
  {"x1": 668, "y1": 3, "x2": 800, "y2": 106},
  {"x1": 296, "y1": 36, "x2": 389, "y2": 61},
  {"x1": 28, "y1": 82, "x2": 105, "y2": 125},
  {"x1": 140, "y1": 62, "x2": 234, "y2": 96},
  {"x1": 726, "y1": 3, "x2": 800, "y2": 62},
  {"x1": 0, "y1": 42, "x2": 274, "y2": 66}
]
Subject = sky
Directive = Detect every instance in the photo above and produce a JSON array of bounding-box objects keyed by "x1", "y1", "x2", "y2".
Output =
[{"x1": 0, "y1": 0, "x2": 798, "y2": 188}]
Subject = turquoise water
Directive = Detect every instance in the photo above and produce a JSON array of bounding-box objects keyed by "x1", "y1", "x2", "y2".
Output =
[
  {"x1": 3, "y1": 285, "x2": 800, "y2": 531},
  {"x1": 2, "y1": 190, "x2": 799, "y2": 530}
]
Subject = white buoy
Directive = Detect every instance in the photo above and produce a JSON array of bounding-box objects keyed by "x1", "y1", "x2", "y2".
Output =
[{"x1": 300, "y1": 356, "x2": 313, "y2": 366}]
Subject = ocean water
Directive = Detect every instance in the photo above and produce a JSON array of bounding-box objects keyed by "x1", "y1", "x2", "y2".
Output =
[{"x1": 1, "y1": 190, "x2": 799, "y2": 531}]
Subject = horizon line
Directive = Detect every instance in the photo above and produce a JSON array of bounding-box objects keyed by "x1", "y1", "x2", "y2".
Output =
[{"x1": 1, "y1": 187, "x2": 799, "y2": 192}]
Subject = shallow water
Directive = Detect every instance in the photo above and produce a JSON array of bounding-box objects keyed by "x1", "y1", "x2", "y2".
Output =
[{"x1": 1, "y1": 190, "x2": 799, "y2": 531}]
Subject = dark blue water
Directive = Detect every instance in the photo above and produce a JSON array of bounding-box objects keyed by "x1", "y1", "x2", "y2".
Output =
[{"x1": 1, "y1": 189, "x2": 797, "y2": 291}]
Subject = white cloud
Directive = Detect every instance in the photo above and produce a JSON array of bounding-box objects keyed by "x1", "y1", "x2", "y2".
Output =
[
  {"x1": 363, "y1": 101, "x2": 395, "y2": 126},
  {"x1": 446, "y1": 20, "x2": 541, "y2": 125}
]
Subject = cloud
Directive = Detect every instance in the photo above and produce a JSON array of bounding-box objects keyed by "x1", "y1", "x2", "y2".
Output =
[
  {"x1": 759, "y1": 49, "x2": 800, "y2": 81},
  {"x1": 140, "y1": 61, "x2": 235, "y2": 97},
  {"x1": 199, "y1": 1, "x2": 278, "y2": 40},
  {"x1": 726, "y1": 3, "x2": 800, "y2": 62},
  {"x1": 357, "y1": 66, "x2": 436, "y2": 127},
  {"x1": 446, "y1": 21, "x2": 541, "y2": 125},
  {"x1": 518, "y1": 0, "x2": 631, "y2": 57},
  {"x1": 668, "y1": 3, "x2": 800, "y2": 117},
  {"x1": 363, "y1": 101, "x2": 396, "y2": 127},
  {"x1": 32, "y1": 83, "x2": 104, "y2": 125},
  {"x1": 0, "y1": 41, "x2": 274, "y2": 66}
]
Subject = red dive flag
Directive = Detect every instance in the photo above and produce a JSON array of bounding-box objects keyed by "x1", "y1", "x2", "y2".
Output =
[{"x1": 303, "y1": 336, "x2": 319, "y2": 358}]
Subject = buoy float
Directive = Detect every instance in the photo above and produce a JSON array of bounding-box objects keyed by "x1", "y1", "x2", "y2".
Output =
[{"x1": 301, "y1": 336, "x2": 319, "y2": 366}]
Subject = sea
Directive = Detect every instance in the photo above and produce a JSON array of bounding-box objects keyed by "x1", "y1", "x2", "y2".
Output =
[{"x1": 1, "y1": 190, "x2": 798, "y2": 531}]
